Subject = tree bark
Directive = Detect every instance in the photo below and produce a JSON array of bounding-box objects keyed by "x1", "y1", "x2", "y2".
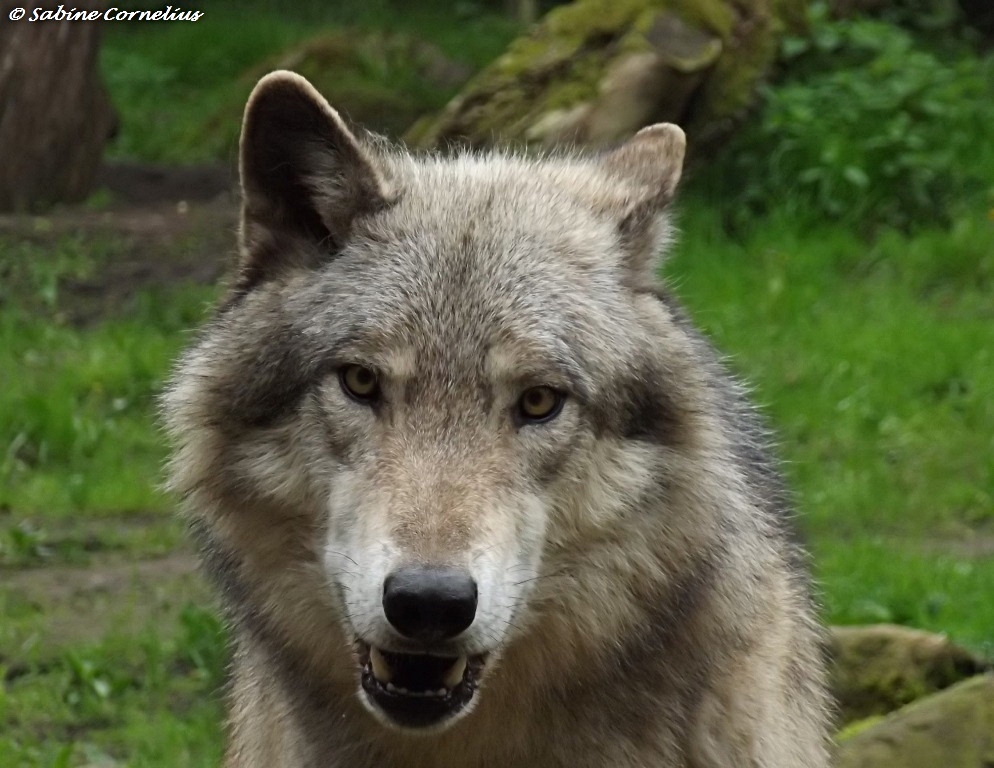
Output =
[{"x1": 0, "y1": 2, "x2": 117, "y2": 212}]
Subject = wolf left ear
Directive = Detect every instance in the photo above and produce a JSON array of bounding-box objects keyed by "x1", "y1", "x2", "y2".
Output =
[
  {"x1": 237, "y1": 71, "x2": 392, "y2": 291},
  {"x1": 599, "y1": 123, "x2": 686, "y2": 286}
]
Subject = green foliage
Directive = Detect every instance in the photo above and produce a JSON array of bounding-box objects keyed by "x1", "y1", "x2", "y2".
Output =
[
  {"x1": 840, "y1": 0, "x2": 986, "y2": 43},
  {"x1": 0, "y1": 236, "x2": 93, "y2": 312},
  {"x1": 178, "y1": 604, "x2": 228, "y2": 689},
  {"x1": 866, "y1": 0, "x2": 960, "y2": 34},
  {"x1": 62, "y1": 650, "x2": 118, "y2": 714},
  {"x1": 698, "y1": 7, "x2": 994, "y2": 231}
]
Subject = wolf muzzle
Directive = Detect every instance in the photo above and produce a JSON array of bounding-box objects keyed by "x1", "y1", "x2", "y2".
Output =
[{"x1": 358, "y1": 565, "x2": 486, "y2": 729}]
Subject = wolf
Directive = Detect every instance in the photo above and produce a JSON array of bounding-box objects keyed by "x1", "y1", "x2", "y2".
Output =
[{"x1": 162, "y1": 70, "x2": 832, "y2": 767}]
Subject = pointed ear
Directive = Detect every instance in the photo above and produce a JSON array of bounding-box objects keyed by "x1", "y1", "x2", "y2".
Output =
[
  {"x1": 237, "y1": 70, "x2": 392, "y2": 291},
  {"x1": 599, "y1": 123, "x2": 686, "y2": 286}
]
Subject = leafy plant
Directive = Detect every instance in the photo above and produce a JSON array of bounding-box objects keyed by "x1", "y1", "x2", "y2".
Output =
[
  {"x1": 61, "y1": 651, "x2": 121, "y2": 716},
  {"x1": 178, "y1": 604, "x2": 228, "y2": 688},
  {"x1": 699, "y1": 8, "x2": 994, "y2": 231},
  {"x1": 0, "y1": 520, "x2": 52, "y2": 565}
]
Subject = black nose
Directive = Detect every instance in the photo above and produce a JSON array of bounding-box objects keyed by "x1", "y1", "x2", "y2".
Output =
[{"x1": 382, "y1": 566, "x2": 478, "y2": 641}]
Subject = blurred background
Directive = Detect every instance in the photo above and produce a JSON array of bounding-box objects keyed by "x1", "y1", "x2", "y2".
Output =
[{"x1": 0, "y1": 1, "x2": 992, "y2": 765}]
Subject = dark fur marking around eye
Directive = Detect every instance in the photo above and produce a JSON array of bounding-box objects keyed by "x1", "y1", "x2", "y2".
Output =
[
  {"x1": 619, "y1": 368, "x2": 686, "y2": 446},
  {"x1": 212, "y1": 324, "x2": 336, "y2": 430},
  {"x1": 587, "y1": 361, "x2": 686, "y2": 447}
]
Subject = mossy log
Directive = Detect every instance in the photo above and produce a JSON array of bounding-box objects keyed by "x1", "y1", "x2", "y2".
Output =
[{"x1": 407, "y1": 0, "x2": 807, "y2": 155}]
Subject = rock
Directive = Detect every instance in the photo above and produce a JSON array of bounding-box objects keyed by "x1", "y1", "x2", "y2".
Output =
[
  {"x1": 835, "y1": 674, "x2": 994, "y2": 767},
  {"x1": 828, "y1": 624, "x2": 987, "y2": 725},
  {"x1": 407, "y1": 0, "x2": 808, "y2": 154}
]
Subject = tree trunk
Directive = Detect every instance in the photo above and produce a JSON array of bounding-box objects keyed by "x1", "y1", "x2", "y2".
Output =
[{"x1": 0, "y1": 2, "x2": 117, "y2": 212}]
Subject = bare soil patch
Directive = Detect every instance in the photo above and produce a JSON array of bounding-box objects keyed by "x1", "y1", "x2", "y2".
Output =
[{"x1": 0, "y1": 161, "x2": 239, "y2": 325}]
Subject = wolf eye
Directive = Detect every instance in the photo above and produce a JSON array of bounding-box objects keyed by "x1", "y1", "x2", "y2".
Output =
[
  {"x1": 517, "y1": 386, "x2": 564, "y2": 424},
  {"x1": 340, "y1": 365, "x2": 380, "y2": 403}
]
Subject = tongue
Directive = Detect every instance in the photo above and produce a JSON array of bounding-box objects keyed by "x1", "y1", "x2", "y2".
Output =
[{"x1": 376, "y1": 649, "x2": 466, "y2": 692}]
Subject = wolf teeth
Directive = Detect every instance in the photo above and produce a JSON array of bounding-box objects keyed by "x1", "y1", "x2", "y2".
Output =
[
  {"x1": 369, "y1": 646, "x2": 393, "y2": 683},
  {"x1": 384, "y1": 685, "x2": 448, "y2": 698},
  {"x1": 443, "y1": 656, "x2": 468, "y2": 689}
]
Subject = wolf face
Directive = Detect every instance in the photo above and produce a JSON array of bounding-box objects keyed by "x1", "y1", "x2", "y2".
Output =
[
  {"x1": 166, "y1": 71, "x2": 697, "y2": 733},
  {"x1": 165, "y1": 72, "x2": 831, "y2": 767}
]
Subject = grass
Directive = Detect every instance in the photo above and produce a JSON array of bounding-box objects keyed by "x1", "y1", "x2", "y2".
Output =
[
  {"x1": 667, "y1": 200, "x2": 994, "y2": 653},
  {"x1": 1, "y1": 2, "x2": 992, "y2": 764},
  {"x1": 0, "y1": 604, "x2": 225, "y2": 767},
  {"x1": 0, "y1": 235, "x2": 218, "y2": 573}
]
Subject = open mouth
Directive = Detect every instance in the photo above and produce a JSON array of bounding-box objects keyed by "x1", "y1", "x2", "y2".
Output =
[{"x1": 357, "y1": 642, "x2": 486, "y2": 729}]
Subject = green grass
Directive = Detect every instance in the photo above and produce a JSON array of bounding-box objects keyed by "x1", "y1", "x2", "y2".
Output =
[
  {"x1": 0, "y1": 605, "x2": 225, "y2": 767},
  {"x1": 0, "y1": 238, "x2": 217, "y2": 522},
  {"x1": 667, "y1": 199, "x2": 994, "y2": 652}
]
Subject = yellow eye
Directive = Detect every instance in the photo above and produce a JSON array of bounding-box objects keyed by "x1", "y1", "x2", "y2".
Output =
[
  {"x1": 518, "y1": 386, "x2": 563, "y2": 423},
  {"x1": 340, "y1": 365, "x2": 379, "y2": 402}
]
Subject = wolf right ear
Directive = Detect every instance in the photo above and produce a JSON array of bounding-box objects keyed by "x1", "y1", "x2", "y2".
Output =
[
  {"x1": 237, "y1": 71, "x2": 392, "y2": 292},
  {"x1": 598, "y1": 123, "x2": 686, "y2": 286}
]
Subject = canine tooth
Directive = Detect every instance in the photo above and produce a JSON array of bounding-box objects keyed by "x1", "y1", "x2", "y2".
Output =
[
  {"x1": 435, "y1": 688, "x2": 447, "y2": 697},
  {"x1": 442, "y1": 656, "x2": 468, "y2": 688},
  {"x1": 369, "y1": 646, "x2": 393, "y2": 683},
  {"x1": 385, "y1": 682, "x2": 398, "y2": 693}
]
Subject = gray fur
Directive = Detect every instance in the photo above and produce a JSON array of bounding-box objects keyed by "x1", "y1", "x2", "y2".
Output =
[{"x1": 162, "y1": 71, "x2": 832, "y2": 767}]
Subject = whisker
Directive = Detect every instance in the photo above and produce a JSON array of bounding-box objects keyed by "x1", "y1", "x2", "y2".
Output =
[{"x1": 326, "y1": 549, "x2": 360, "y2": 567}]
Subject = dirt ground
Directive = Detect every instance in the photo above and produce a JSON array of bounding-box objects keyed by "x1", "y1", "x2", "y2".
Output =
[{"x1": 0, "y1": 161, "x2": 238, "y2": 325}]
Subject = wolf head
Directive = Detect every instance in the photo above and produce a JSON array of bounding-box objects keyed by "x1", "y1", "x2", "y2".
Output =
[{"x1": 165, "y1": 71, "x2": 698, "y2": 733}]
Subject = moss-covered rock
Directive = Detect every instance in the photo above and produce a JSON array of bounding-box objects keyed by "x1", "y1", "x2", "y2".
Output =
[
  {"x1": 834, "y1": 674, "x2": 994, "y2": 767},
  {"x1": 407, "y1": 0, "x2": 808, "y2": 154},
  {"x1": 829, "y1": 624, "x2": 987, "y2": 726}
]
